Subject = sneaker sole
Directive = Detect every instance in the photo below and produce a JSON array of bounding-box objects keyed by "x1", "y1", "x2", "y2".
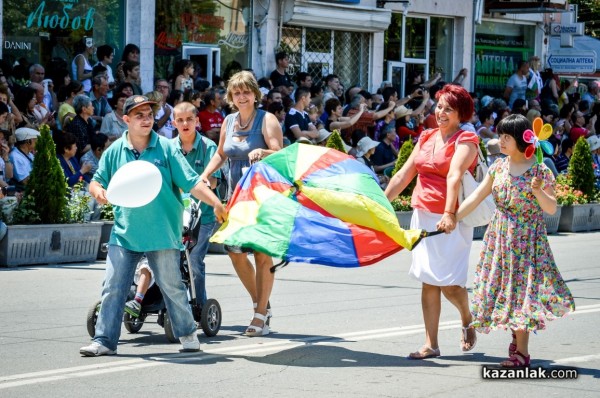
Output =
[
  {"x1": 180, "y1": 346, "x2": 201, "y2": 352},
  {"x1": 80, "y1": 348, "x2": 117, "y2": 357}
]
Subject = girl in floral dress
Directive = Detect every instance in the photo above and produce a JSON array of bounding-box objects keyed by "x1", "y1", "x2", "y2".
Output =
[{"x1": 454, "y1": 114, "x2": 575, "y2": 368}]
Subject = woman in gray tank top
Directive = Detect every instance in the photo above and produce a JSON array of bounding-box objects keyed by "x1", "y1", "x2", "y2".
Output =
[{"x1": 200, "y1": 71, "x2": 283, "y2": 337}]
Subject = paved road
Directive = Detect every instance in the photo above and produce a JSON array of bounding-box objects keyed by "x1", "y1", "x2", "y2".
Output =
[{"x1": 0, "y1": 232, "x2": 598, "y2": 397}]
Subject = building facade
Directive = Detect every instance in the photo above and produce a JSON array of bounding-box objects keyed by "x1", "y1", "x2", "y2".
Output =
[{"x1": 0, "y1": 0, "x2": 568, "y2": 96}]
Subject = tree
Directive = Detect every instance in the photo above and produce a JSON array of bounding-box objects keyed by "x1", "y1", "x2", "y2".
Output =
[
  {"x1": 568, "y1": 136, "x2": 595, "y2": 200},
  {"x1": 391, "y1": 139, "x2": 416, "y2": 196},
  {"x1": 570, "y1": 0, "x2": 600, "y2": 38},
  {"x1": 12, "y1": 124, "x2": 67, "y2": 224},
  {"x1": 325, "y1": 129, "x2": 347, "y2": 153}
]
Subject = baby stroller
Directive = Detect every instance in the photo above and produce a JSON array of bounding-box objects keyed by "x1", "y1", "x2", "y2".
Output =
[{"x1": 86, "y1": 198, "x2": 222, "y2": 342}]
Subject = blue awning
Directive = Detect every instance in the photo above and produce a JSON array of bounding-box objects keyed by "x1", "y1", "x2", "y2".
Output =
[{"x1": 549, "y1": 35, "x2": 600, "y2": 55}]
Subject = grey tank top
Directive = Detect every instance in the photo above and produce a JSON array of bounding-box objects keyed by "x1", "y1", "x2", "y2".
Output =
[{"x1": 223, "y1": 109, "x2": 267, "y2": 199}]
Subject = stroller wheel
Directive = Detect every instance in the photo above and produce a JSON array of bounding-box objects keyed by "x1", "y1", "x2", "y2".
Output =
[
  {"x1": 86, "y1": 300, "x2": 102, "y2": 338},
  {"x1": 200, "y1": 298, "x2": 221, "y2": 337},
  {"x1": 124, "y1": 312, "x2": 146, "y2": 333},
  {"x1": 163, "y1": 311, "x2": 178, "y2": 343}
]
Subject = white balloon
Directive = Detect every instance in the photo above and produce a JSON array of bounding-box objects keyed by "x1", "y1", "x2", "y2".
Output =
[{"x1": 106, "y1": 160, "x2": 162, "y2": 208}]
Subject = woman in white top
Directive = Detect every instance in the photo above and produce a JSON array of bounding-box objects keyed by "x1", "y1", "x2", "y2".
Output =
[{"x1": 72, "y1": 37, "x2": 95, "y2": 93}]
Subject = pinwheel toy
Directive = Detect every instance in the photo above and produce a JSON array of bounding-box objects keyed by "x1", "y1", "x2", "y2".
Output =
[
  {"x1": 523, "y1": 117, "x2": 554, "y2": 163},
  {"x1": 210, "y1": 144, "x2": 440, "y2": 270}
]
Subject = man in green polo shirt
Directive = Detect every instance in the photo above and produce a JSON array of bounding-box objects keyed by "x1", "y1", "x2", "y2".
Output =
[
  {"x1": 171, "y1": 102, "x2": 221, "y2": 308},
  {"x1": 80, "y1": 95, "x2": 226, "y2": 357}
]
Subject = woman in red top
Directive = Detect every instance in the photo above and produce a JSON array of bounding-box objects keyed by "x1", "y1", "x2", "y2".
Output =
[{"x1": 385, "y1": 84, "x2": 479, "y2": 359}]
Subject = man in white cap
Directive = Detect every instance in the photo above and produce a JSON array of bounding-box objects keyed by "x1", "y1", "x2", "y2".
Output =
[
  {"x1": 81, "y1": 95, "x2": 227, "y2": 357},
  {"x1": 9, "y1": 127, "x2": 40, "y2": 188}
]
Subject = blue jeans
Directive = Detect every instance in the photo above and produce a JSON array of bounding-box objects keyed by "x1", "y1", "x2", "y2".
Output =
[
  {"x1": 189, "y1": 222, "x2": 215, "y2": 306},
  {"x1": 93, "y1": 246, "x2": 196, "y2": 350}
]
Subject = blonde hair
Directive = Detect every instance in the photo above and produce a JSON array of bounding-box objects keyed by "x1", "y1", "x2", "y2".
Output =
[
  {"x1": 173, "y1": 101, "x2": 197, "y2": 117},
  {"x1": 226, "y1": 71, "x2": 262, "y2": 110},
  {"x1": 144, "y1": 90, "x2": 162, "y2": 114}
]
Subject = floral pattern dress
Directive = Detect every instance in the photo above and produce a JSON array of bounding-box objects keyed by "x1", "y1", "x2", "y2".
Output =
[{"x1": 470, "y1": 157, "x2": 575, "y2": 333}]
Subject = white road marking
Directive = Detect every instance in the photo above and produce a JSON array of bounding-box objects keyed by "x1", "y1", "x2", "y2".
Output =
[{"x1": 1, "y1": 304, "x2": 599, "y2": 389}]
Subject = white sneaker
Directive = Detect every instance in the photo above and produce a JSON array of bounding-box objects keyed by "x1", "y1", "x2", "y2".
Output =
[
  {"x1": 179, "y1": 331, "x2": 200, "y2": 352},
  {"x1": 80, "y1": 341, "x2": 116, "y2": 357}
]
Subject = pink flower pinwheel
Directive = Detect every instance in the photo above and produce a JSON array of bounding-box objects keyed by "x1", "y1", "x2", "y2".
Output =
[{"x1": 523, "y1": 117, "x2": 554, "y2": 163}]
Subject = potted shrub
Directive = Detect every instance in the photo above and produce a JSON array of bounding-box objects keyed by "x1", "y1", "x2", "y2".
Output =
[
  {"x1": 391, "y1": 195, "x2": 412, "y2": 229},
  {"x1": 325, "y1": 129, "x2": 347, "y2": 153},
  {"x1": 391, "y1": 139, "x2": 416, "y2": 196},
  {"x1": 556, "y1": 138, "x2": 600, "y2": 232},
  {"x1": 0, "y1": 125, "x2": 102, "y2": 267}
]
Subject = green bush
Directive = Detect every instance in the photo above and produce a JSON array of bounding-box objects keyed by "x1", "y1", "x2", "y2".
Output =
[
  {"x1": 568, "y1": 137, "x2": 595, "y2": 200},
  {"x1": 325, "y1": 129, "x2": 346, "y2": 153},
  {"x1": 391, "y1": 139, "x2": 416, "y2": 196},
  {"x1": 12, "y1": 125, "x2": 68, "y2": 224}
]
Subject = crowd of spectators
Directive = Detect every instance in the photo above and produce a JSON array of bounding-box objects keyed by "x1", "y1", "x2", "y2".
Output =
[{"x1": 1, "y1": 47, "x2": 600, "y2": 226}]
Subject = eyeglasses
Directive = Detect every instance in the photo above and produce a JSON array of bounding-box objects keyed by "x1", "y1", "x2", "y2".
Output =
[{"x1": 156, "y1": 85, "x2": 169, "y2": 89}]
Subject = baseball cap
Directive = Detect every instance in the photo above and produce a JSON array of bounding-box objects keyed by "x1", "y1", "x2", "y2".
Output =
[
  {"x1": 123, "y1": 95, "x2": 157, "y2": 115},
  {"x1": 15, "y1": 127, "x2": 40, "y2": 142}
]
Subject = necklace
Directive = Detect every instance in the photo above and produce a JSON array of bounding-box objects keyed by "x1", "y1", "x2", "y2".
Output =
[{"x1": 237, "y1": 110, "x2": 256, "y2": 130}]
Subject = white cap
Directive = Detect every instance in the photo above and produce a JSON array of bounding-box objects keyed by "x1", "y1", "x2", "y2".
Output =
[{"x1": 15, "y1": 127, "x2": 40, "y2": 142}]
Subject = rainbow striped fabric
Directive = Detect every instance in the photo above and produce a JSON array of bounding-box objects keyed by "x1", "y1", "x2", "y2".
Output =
[{"x1": 210, "y1": 144, "x2": 423, "y2": 267}]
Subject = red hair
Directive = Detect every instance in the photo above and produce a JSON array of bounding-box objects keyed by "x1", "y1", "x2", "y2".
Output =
[{"x1": 435, "y1": 84, "x2": 473, "y2": 122}]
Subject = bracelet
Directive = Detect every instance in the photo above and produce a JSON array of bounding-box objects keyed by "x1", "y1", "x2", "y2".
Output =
[{"x1": 444, "y1": 210, "x2": 456, "y2": 216}]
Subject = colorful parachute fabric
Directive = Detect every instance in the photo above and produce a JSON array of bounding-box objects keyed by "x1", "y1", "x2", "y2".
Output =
[{"x1": 210, "y1": 143, "x2": 423, "y2": 268}]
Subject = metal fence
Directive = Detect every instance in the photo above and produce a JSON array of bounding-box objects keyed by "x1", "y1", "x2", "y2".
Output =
[{"x1": 281, "y1": 26, "x2": 370, "y2": 89}]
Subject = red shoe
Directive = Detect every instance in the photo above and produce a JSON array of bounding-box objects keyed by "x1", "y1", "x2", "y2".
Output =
[{"x1": 500, "y1": 351, "x2": 530, "y2": 368}]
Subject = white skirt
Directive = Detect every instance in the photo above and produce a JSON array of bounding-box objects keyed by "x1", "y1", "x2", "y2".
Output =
[{"x1": 409, "y1": 209, "x2": 473, "y2": 287}]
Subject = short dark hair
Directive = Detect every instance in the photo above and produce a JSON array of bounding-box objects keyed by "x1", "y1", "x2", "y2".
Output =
[
  {"x1": 296, "y1": 72, "x2": 310, "y2": 85},
  {"x1": 495, "y1": 113, "x2": 531, "y2": 153},
  {"x1": 294, "y1": 87, "x2": 311, "y2": 103},
  {"x1": 358, "y1": 90, "x2": 372, "y2": 100},
  {"x1": 325, "y1": 98, "x2": 341, "y2": 115},
  {"x1": 324, "y1": 74, "x2": 339, "y2": 86},
  {"x1": 275, "y1": 51, "x2": 288, "y2": 62},
  {"x1": 267, "y1": 88, "x2": 281, "y2": 101},
  {"x1": 267, "y1": 101, "x2": 284, "y2": 115},
  {"x1": 92, "y1": 64, "x2": 107, "y2": 78},
  {"x1": 124, "y1": 61, "x2": 139, "y2": 75},
  {"x1": 90, "y1": 133, "x2": 109, "y2": 151},
  {"x1": 96, "y1": 45, "x2": 114, "y2": 61},
  {"x1": 561, "y1": 138, "x2": 574, "y2": 155},
  {"x1": 381, "y1": 86, "x2": 397, "y2": 102}
]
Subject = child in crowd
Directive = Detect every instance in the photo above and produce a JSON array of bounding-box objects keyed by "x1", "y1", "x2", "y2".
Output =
[
  {"x1": 174, "y1": 60, "x2": 194, "y2": 93},
  {"x1": 453, "y1": 114, "x2": 575, "y2": 368}
]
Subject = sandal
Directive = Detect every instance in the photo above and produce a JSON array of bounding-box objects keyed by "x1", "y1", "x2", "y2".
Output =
[
  {"x1": 500, "y1": 351, "x2": 530, "y2": 368},
  {"x1": 508, "y1": 333, "x2": 517, "y2": 356},
  {"x1": 253, "y1": 302, "x2": 272, "y2": 326},
  {"x1": 461, "y1": 327, "x2": 477, "y2": 352},
  {"x1": 408, "y1": 345, "x2": 441, "y2": 360},
  {"x1": 245, "y1": 313, "x2": 270, "y2": 337}
]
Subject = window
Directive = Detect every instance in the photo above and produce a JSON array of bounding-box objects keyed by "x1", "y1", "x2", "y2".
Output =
[
  {"x1": 281, "y1": 26, "x2": 370, "y2": 89},
  {"x1": 154, "y1": 0, "x2": 252, "y2": 82},
  {"x1": 2, "y1": 0, "x2": 125, "y2": 80}
]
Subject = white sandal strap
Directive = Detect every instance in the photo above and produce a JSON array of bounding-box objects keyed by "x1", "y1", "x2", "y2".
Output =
[{"x1": 252, "y1": 312, "x2": 267, "y2": 322}]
